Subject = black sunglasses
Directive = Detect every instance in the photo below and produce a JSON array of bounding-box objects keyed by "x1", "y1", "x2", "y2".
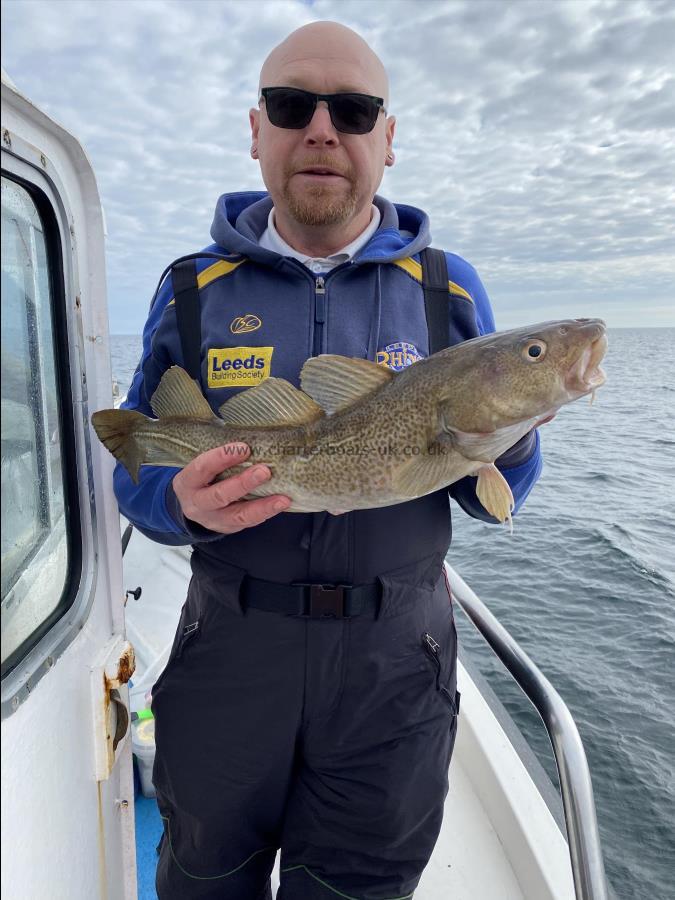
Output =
[{"x1": 260, "y1": 87, "x2": 385, "y2": 135}]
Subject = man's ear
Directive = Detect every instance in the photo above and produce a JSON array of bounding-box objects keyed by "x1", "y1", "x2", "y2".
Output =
[
  {"x1": 385, "y1": 115, "x2": 396, "y2": 167},
  {"x1": 249, "y1": 109, "x2": 260, "y2": 159}
]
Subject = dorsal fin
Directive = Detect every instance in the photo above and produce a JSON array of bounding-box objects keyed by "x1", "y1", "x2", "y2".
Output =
[
  {"x1": 151, "y1": 367, "x2": 216, "y2": 421},
  {"x1": 300, "y1": 355, "x2": 394, "y2": 415},
  {"x1": 218, "y1": 377, "x2": 324, "y2": 427}
]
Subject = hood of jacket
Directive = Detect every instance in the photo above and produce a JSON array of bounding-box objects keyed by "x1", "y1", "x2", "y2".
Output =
[{"x1": 209, "y1": 191, "x2": 431, "y2": 266}]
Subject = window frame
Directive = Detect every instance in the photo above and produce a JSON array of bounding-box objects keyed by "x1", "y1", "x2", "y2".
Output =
[
  {"x1": 1, "y1": 141, "x2": 99, "y2": 717},
  {"x1": 1, "y1": 170, "x2": 82, "y2": 678}
]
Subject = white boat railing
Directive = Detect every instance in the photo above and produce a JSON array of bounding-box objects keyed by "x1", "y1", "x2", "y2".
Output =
[{"x1": 445, "y1": 563, "x2": 609, "y2": 900}]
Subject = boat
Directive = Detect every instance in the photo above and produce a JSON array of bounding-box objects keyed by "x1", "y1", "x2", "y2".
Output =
[{"x1": 1, "y1": 71, "x2": 613, "y2": 900}]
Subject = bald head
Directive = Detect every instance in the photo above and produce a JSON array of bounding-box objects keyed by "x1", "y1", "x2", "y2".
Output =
[
  {"x1": 250, "y1": 21, "x2": 396, "y2": 255},
  {"x1": 259, "y1": 21, "x2": 389, "y2": 105}
]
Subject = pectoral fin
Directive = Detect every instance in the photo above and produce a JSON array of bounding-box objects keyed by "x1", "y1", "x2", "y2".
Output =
[
  {"x1": 392, "y1": 441, "x2": 455, "y2": 498},
  {"x1": 476, "y1": 464, "x2": 515, "y2": 533}
]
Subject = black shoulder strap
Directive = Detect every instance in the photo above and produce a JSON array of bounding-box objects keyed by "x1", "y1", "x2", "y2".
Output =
[
  {"x1": 171, "y1": 259, "x2": 201, "y2": 381},
  {"x1": 420, "y1": 247, "x2": 449, "y2": 355}
]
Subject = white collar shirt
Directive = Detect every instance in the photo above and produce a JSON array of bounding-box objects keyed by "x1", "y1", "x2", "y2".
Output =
[{"x1": 258, "y1": 205, "x2": 381, "y2": 274}]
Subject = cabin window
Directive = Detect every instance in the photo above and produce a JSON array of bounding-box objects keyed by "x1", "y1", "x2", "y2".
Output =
[{"x1": 1, "y1": 175, "x2": 76, "y2": 677}]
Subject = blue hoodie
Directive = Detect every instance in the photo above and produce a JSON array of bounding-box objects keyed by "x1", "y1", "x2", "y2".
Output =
[{"x1": 114, "y1": 192, "x2": 541, "y2": 577}]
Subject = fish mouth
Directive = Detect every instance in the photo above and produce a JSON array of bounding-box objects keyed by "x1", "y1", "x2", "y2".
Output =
[{"x1": 566, "y1": 327, "x2": 608, "y2": 395}]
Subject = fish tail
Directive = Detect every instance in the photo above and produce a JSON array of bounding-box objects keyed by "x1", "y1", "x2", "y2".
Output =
[{"x1": 90, "y1": 409, "x2": 148, "y2": 484}]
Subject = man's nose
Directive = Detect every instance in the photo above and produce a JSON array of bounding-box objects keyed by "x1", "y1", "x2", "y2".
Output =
[{"x1": 303, "y1": 101, "x2": 340, "y2": 147}]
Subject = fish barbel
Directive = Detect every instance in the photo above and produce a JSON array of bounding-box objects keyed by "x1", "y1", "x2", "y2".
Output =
[{"x1": 92, "y1": 318, "x2": 607, "y2": 526}]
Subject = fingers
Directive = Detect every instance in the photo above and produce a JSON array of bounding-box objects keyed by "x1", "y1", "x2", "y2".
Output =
[
  {"x1": 213, "y1": 495, "x2": 292, "y2": 533},
  {"x1": 186, "y1": 491, "x2": 292, "y2": 535},
  {"x1": 195, "y1": 463, "x2": 273, "y2": 512},
  {"x1": 172, "y1": 443, "x2": 292, "y2": 534},
  {"x1": 175, "y1": 443, "x2": 251, "y2": 491}
]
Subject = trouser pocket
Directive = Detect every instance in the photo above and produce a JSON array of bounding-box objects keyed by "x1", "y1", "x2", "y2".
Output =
[
  {"x1": 151, "y1": 593, "x2": 202, "y2": 698},
  {"x1": 421, "y1": 630, "x2": 461, "y2": 715}
]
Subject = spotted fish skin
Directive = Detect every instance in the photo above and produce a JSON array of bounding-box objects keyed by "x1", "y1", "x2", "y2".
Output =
[{"x1": 91, "y1": 319, "x2": 607, "y2": 522}]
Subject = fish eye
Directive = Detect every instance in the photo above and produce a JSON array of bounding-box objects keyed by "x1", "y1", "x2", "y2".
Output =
[{"x1": 523, "y1": 340, "x2": 547, "y2": 361}]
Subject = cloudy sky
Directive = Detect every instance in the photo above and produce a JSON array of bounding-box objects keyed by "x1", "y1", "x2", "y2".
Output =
[{"x1": 3, "y1": 0, "x2": 674, "y2": 332}]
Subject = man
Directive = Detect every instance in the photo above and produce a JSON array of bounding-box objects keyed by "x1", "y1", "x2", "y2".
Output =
[{"x1": 116, "y1": 21, "x2": 542, "y2": 900}]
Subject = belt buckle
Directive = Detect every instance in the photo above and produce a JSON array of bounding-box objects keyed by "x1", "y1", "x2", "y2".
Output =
[{"x1": 308, "y1": 584, "x2": 348, "y2": 618}]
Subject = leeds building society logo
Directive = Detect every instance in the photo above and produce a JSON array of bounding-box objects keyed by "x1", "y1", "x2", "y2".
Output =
[
  {"x1": 376, "y1": 341, "x2": 423, "y2": 371},
  {"x1": 208, "y1": 347, "x2": 274, "y2": 388},
  {"x1": 230, "y1": 314, "x2": 262, "y2": 334}
]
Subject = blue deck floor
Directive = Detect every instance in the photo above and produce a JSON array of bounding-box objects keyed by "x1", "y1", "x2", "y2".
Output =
[{"x1": 134, "y1": 760, "x2": 163, "y2": 900}]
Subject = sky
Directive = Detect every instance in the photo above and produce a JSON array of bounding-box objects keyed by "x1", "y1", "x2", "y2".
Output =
[{"x1": 3, "y1": 0, "x2": 674, "y2": 333}]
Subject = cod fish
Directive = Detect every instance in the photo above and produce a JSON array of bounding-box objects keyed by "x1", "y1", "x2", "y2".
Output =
[{"x1": 92, "y1": 318, "x2": 607, "y2": 526}]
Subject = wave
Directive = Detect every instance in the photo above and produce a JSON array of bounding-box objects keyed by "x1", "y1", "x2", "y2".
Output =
[{"x1": 589, "y1": 524, "x2": 675, "y2": 594}]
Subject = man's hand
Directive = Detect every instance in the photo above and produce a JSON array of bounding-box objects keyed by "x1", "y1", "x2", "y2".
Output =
[{"x1": 172, "y1": 444, "x2": 291, "y2": 534}]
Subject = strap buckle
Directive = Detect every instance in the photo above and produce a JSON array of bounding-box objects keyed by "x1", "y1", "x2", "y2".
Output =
[{"x1": 306, "y1": 584, "x2": 349, "y2": 618}]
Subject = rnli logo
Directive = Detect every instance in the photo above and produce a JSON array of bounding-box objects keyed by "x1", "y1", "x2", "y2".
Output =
[
  {"x1": 207, "y1": 346, "x2": 274, "y2": 388},
  {"x1": 376, "y1": 341, "x2": 423, "y2": 371},
  {"x1": 230, "y1": 314, "x2": 262, "y2": 334}
]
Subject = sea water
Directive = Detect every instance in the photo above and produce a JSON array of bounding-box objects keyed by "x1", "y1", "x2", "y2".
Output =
[{"x1": 111, "y1": 328, "x2": 675, "y2": 900}]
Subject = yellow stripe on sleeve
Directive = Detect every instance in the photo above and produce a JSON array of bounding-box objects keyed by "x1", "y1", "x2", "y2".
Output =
[
  {"x1": 166, "y1": 258, "x2": 246, "y2": 306},
  {"x1": 392, "y1": 257, "x2": 474, "y2": 303},
  {"x1": 197, "y1": 258, "x2": 246, "y2": 289}
]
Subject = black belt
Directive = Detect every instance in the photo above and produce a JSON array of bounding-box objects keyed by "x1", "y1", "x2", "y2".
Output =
[{"x1": 242, "y1": 576, "x2": 381, "y2": 619}]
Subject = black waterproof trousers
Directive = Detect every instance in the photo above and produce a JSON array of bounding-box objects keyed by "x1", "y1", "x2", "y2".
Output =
[{"x1": 152, "y1": 552, "x2": 460, "y2": 900}]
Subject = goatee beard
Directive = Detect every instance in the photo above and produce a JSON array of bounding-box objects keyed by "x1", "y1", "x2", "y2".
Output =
[
  {"x1": 281, "y1": 158, "x2": 359, "y2": 226},
  {"x1": 283, "y1": 182, "x2": 360, "y2": 227}
]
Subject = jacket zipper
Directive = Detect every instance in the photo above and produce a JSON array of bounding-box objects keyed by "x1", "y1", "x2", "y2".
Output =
[
  {"x1": 313, "y1": 275, "x2": 326, "y2": 356},
  {"x1": 283, "y1": 259, "x2": 350, "y2": 357}
]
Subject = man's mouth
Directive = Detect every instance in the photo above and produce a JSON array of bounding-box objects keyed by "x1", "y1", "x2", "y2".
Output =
[{"x1": 295, "y1": 167, "x2": 347, "y2": 180}]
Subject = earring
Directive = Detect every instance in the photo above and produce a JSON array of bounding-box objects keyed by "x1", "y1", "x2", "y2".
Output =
[{"x1": 387, "y1": 153, "x2": 394, "y2": 160}]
